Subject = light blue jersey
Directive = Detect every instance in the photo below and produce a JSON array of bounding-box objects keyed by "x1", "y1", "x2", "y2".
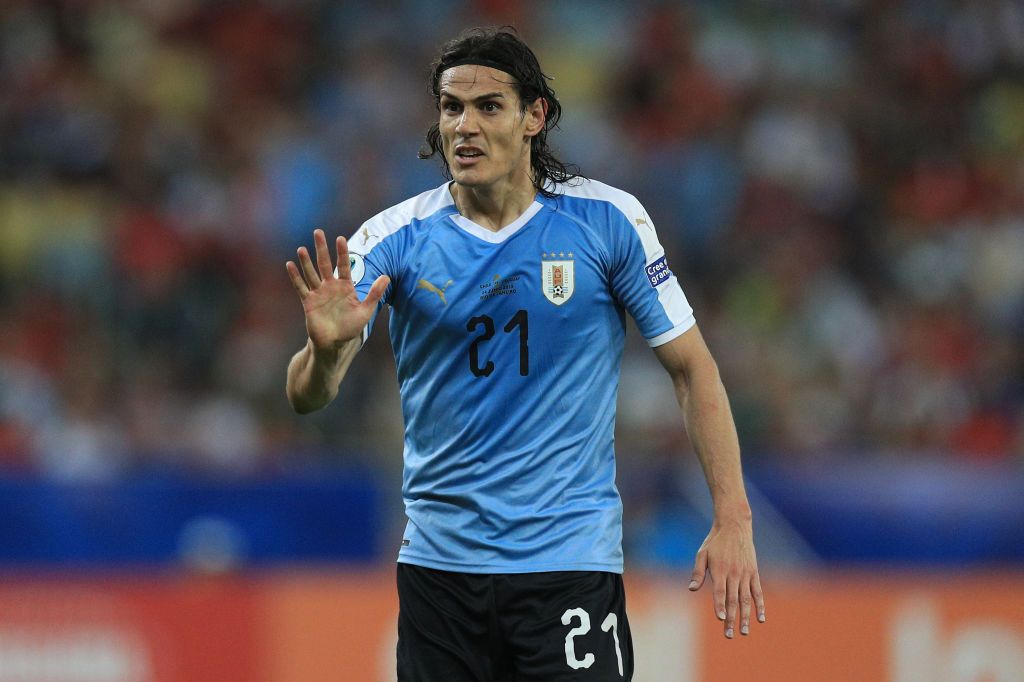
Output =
[{"x1": 349, "y1": 179, "x2": 695, "y2": 573}]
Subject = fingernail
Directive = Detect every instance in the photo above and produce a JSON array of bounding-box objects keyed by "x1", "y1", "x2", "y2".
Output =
[
  {"x1": 718, "y1": 610, "x2": 726, "y2": 620},
  {"x1": 688, "y1": 580, "x2": 698, "y2": 590},
  {"x1": 741, "y1": 625, "x2": 749, "y2": 635},
  {"x1": 758, "y1": 613, "x2": 766, "y2": 622},
  {"x1": 726, "y1": 628, "x2": 733, "y2": 638}
]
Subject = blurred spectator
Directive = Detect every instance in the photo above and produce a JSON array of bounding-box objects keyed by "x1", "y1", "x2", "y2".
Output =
[{"x1": 0, "y1": 0, "x2": 1022, "y2": 495}]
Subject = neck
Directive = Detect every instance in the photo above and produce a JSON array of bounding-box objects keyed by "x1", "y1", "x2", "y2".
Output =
[{"x1": 451, "y1": 169, "x2": 538, "y2": 232}]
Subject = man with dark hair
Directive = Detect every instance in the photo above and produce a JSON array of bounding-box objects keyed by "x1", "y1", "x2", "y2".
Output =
[
  {"x1": 286, "y1": 27, "x2": 764, "y2": 680},
  {"x1": 418, "y1": 27, "x2": 580, "y2": 196}
]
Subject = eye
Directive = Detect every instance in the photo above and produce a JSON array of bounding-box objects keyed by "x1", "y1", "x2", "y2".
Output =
[
  {"x1": 482, "y1": 102, "x2": 500, "y2": 112},
  {"x1": 442, "y1": 101, "x2": 461, "y2": 113}
]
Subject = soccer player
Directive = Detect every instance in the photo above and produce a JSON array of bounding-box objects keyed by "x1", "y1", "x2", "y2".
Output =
[{"x1": 285, "y1": 27, "x2": 764, "y2": 681}]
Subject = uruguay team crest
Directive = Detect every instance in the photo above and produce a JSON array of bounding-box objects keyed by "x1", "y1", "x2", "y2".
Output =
[{"x1": 541, "y1": 252, "x2": 575, "y2": 305}]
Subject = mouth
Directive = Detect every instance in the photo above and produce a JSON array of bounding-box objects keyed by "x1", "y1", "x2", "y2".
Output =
[{"x1": 454, "y1": 145, "x2": 484, "y2": 165}]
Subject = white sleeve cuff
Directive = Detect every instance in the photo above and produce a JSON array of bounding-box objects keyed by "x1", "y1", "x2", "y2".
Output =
[{"x1": 645, "y1": 315, "x2": 696, "y2": 347}]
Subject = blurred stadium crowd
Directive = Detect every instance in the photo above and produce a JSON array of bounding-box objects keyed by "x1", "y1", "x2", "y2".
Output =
[{"x1": 1, "y1": 0, "x2": 1022, "y2": 485}]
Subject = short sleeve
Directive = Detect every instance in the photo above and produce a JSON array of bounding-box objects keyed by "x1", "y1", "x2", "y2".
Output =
[
  {"x1": 341, "y1": 222, "x2": 398, "y2": 345},
  {"x1": 607, "y1": 201, "x2": 695, "y2": 346}
]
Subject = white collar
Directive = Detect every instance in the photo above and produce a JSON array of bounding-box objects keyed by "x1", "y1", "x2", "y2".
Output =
[{"x1": 448, "y1": 201, "x2": 544, "y2": 244}]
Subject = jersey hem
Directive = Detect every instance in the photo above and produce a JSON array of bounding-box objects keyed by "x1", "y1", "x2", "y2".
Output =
[
  {"x1": 396, "y1": 554, "x2": 624, "y2": 575},
  {"x1": 646, "y1": 315, "x2": 696, "y2": 347}
]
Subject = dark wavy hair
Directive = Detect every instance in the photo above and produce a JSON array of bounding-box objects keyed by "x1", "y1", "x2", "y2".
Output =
[{"x1": 418, "y1": 27, "x2": 582, "y2": 196}]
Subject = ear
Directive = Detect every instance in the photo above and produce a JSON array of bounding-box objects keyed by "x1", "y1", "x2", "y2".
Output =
[{"x1": 523, "y1": 97, "x2": 547, "y2": 138}]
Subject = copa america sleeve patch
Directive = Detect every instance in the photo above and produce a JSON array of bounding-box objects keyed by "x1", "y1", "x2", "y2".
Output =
[
  {"x1": 349, "y1": 253, "x2": 366, "y2": 284},
  {"x1": 645, "y1": 255, "x2": 672, "y2": 287}
]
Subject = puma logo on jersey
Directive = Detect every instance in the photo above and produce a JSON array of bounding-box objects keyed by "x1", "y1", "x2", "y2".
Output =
[
  {"x1": 635, "y1": 217, "x2": 652, "y2": 230},
  {"x1": 417, "y1": 278, "x2": 454, "y2": 305},
  {"x1": 358, "y1": 226, "x2": 371, "y2": 244}
]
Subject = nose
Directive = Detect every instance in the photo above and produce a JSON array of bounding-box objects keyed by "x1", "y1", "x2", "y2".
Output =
[{"x1": 455, "y1": 108, "x2": 478, "y2": 135}]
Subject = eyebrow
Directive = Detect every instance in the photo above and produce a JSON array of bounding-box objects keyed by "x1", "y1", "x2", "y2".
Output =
[{"x1": 438, "y1": 91, "x2": 506, "y2": 103}]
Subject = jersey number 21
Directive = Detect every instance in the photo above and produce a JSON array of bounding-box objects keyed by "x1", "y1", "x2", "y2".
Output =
[{"x1": 466, "y1": 310, "x2": 529, "y2": 377}]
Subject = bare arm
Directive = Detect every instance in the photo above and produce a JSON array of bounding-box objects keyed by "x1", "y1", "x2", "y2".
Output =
[
  {"x1": 652, "y1": 325, "x2": 765, "y2": 638},
  {"x1": 286, "y1": 336, "x2": 360, "y2": 414},
  {"x1": 284, "y1": 229, "x2": 389, "y2": 413}
]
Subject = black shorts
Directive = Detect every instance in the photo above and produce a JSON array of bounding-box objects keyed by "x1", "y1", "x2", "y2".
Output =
[{"x1": 396, "y1": 563, "x2": 634, "y2": 681}]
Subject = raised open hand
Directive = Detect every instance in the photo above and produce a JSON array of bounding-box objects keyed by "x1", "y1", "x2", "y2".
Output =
[{"x1": 285, "y1": 229, "x2": 390, "y2": 352}]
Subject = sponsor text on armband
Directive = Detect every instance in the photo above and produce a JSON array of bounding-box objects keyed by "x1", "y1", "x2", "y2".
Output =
[{"x1": 645, "y1": 255, "x2": 672, "y2": 287}]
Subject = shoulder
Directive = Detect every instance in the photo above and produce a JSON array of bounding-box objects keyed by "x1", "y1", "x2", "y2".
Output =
[
  {"x1": 354, "y1": 183, "x2": 454, "y2": 254},
  {"x1": 549, "y1": 179, "x2": 661, "y2": 256},
  {"x1": 550, "y1": 178, "x2": 650, "y2": 226}
]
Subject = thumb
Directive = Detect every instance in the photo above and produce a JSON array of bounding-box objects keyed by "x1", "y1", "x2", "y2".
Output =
[
  {"x1": 689, "y1": 549, "x2": 708, "y2": 591},
  {"x1": 362, "y1": 275, "x2": 391, "y2": 309}
]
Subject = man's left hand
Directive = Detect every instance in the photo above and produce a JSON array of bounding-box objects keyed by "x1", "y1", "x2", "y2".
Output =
[{"x1": 688, "y1": 517, "x2": 765, "y2": 639}]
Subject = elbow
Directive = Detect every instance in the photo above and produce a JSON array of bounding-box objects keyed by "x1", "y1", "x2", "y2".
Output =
[
  {"x1": 288, "y1": 384, "x2": 338, "y2": 414},
  {"x1": 286, "y1": 391, "x2": 306, "y2": 414},
  {"x1": 290, "y1": 400, "x2": 315, "y2": 415},
  {"x1": 286, "y1": 387, "x2": 323, "y2": 415},
  {"x1": 672, "y1": 354, "x2": 722, "y2": 396},
  {"x1": 670, "y1": 369, "x2": 691, "y2": 399}
]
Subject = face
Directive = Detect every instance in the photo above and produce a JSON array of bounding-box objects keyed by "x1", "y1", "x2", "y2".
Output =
[{"x1": 437, "y1": 65, "x2": 545, "y2": 191}]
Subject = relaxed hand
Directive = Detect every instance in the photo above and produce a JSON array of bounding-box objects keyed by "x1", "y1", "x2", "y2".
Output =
[{"x1": 688, "y1": 518, "x2": 765, "y2": 639}]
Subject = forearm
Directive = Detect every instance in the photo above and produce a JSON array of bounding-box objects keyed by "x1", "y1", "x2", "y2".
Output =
[
  {"x1": 655, "y1": 329, "x2": 764, "y2": 635},
  {"x1": 674, "y1": 361, "x2": 750, "y2": 523},
  {"x1": 286, "y1": 336, "x2": 360, "y2": 413}
]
